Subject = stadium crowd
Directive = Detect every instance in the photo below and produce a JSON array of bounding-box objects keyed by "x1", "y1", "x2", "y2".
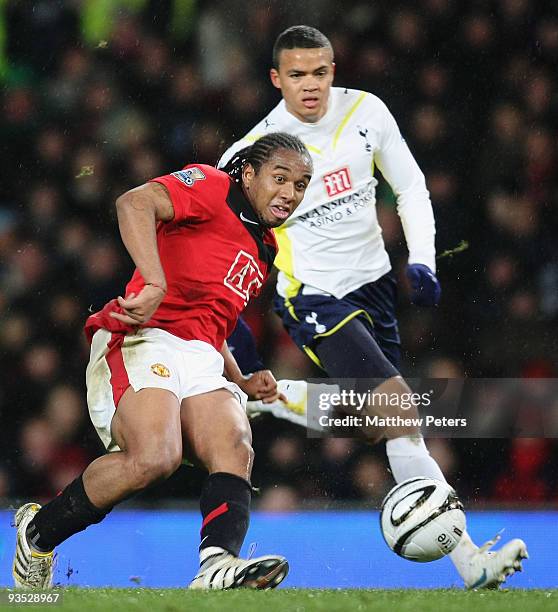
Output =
[{"x1": 1, "y1": 0, "x2": 557, "y2": 508}]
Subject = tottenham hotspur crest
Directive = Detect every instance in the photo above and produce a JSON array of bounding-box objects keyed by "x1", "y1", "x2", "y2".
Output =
[{"x1": 357, "y1": 126, "x2": 372, "y2": 152}]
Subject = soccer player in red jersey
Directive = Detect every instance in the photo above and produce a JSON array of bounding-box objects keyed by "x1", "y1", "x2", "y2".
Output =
[{"x1": 13, "y1": 133, "x2": 313, "y2": 590}]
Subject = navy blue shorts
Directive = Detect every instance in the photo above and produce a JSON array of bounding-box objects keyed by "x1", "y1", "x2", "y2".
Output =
[
  {"x1": 227, "y1": 316, "x2": 265, "y2": 375},
  {"x1": 273, "y1": 271, "x2": 401, "y2": 370}
]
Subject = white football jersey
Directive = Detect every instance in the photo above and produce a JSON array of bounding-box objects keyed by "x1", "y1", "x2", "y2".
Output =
[{"x1": 218, "y1": 87, "x2": 435, "y2": 299}]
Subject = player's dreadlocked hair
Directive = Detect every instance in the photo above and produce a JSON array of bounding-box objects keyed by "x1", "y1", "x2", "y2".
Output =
[
  {"x1": 272, "y1": 25, "x2": 332, "y2": 68},
  {"x1": 223, "y1": 132, "x2": 312, "y2": 184}
]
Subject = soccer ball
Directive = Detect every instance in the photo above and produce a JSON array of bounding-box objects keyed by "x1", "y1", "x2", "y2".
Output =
[{"x1": 380, "y1": 477, "x2": 466, "y2": 562}]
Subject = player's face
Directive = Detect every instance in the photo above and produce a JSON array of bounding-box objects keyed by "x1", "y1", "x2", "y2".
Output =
[
  {"x1": 270, "y1": 47, "x2": 335, "y2": 123},
  {"x1": 243, "y1": 149, "x2": 312, "y2": 228}
]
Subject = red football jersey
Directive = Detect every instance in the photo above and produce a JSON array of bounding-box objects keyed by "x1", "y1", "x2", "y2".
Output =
[{"x1": 85, "y1": 164, "x2": 277, "y2": 350}]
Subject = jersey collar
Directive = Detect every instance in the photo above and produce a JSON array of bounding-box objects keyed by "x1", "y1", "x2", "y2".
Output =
[{"x1": 226, "y1": 180, "x2": 277, "y2": 268}]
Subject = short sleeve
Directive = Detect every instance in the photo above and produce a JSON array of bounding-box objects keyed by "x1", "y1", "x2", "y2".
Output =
[{"x1": 149, "y1": 164, "x2": 229, "y2": 223}]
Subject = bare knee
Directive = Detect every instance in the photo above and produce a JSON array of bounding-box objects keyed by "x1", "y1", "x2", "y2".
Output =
[
  {"x1": 208, "y1": 420, "x2": 254, "y2": 477},
  {"x1": 128, "y1": 447, "x2": 182, "y2": 490},
  {"x1": 182, "y1": 391, "x2": 255, "y2": 479},
  {"x1": 224, "y1": 419, "x2": 254, "y2": 468},
  {"x1": 234, "y1": 430, "x2": 255, "y2": 472}
]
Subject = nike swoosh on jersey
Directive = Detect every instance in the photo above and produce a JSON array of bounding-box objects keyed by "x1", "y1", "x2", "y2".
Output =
[{"x1": 240, "y1": 212, "x2": 259, "y2": 225}]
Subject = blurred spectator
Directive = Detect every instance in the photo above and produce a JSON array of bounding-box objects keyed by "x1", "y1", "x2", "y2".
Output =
[
  {"x1": 477, "y1": 103, "x2": 525, "y2": 194},
  {"x1": 15, "y1": 415, "x2": 91, "y2": 502},
  {"x1": 492, "y1": 439, "x2": 551, "y2": 503},
  {"x1": 127, "y1": 147, "x2": 164, "y2": 185},
  {"x1": 536, "y1": 17, "x2": 558, "y2": 67},
  {"x1": 425, "y1": 357, "x2": 465, "y2": 379},
  {"x1": 318, "y1": 438, "x2": 359, "y2": 499},
  {"x1": 23, "y1": 343, "x2": 61, "y2": 386},
  {"x1": 258, "y1": 485, "x2": 300, "y2": 512},
  {"x1": 264, "y1": 436, "x2": 306, "y2": 489},
  {"x1": 0, "y1": 314, "x2": 34, "y2": 356},
  {"x1": 43, "y1": 384, "x2": 87, "y2": 445},
  {"x1": 350, "y1": 454, "x2": 391, "y2": 504},
  {"x1": 16, "y1": 418, "x2": 59, "y2": 500},
  {"x1": 523, "y1": 70, "x2": 556, "y2": 126},
  {"x1": 81, "y1": 239, "x2": 128, "y2": 309},
  {"x1": 34, "y1": 127, "x2": 70, "y2": 184},
  {"x1": 427, "y1": 439, "x2": 458, "y2": 481},
  {"x1": 44, "y1": 47, "x2": 93, "y2": 116},
  {"x1": 5, "y1": 0, "x2": 79, "y2": 72},
  {"x1": 0, "y1": 465, "x2": 13, "y2": 500},
  {"x1": 523, "y1": 125, "x2": 557, "y2": 204}
]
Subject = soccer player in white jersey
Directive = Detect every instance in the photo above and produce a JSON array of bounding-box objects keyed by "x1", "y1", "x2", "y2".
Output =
[{"x1": 219, "y1": 25, "x2": 528, "y2": 589}]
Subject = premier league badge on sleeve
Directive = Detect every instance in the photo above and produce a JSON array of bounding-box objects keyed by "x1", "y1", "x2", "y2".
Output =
[{"x1": 172, "y1": 167, "x2": 206, "y2": 187}]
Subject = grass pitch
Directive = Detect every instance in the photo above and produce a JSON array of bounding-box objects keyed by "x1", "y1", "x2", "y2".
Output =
[{"x1": 1, "y1": 588, "x2": 556, "y2": 612}]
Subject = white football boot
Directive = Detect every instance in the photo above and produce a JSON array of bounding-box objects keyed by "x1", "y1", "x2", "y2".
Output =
[
  {"x1": 189, "y1": 547, "x2": 289, "y2": 590},
  {"x1": 246, "y1": 379, "x2": 340, "y2": 432},
  {"x1": 246, "y1": 379, "x2": 307, "y2": 425},
  {"x1": 13, "y1": 503, "x2": 55, "y2": 589},
  {"x1": 461, "y1": 533, "x2": 528, "y2": 589}
]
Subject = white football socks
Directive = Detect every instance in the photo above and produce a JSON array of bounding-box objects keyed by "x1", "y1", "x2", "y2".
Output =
[
  {"x1": 385, "y1": 435, "x2": 477, "y2": 572},
  {"x1": 448, "y1": 530, "x2": 477, "y2": 575},
  {"x1": 385, "y1": 436, "x2": 445, "y2": 482}
]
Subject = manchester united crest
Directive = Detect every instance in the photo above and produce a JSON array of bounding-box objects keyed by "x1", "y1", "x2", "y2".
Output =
[{"x1": 150, "y1": 363, "x2": 171, "y2": 378}]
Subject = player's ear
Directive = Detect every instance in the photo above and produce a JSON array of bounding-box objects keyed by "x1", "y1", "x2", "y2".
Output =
[
  {"x1": 270, "y1": 68, "x2": 281, "y2": 89},
  {"x1": 331, "y1": 62, "x2": 336, "y2": 78},
  {"x1": 242, "y1": 163, "x2": 255, "y2": 188}
]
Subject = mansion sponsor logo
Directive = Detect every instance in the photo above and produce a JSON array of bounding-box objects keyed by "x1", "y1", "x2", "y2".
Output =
[{"x1": 298, "y1": 181, "x2": 375, "y2": 228}]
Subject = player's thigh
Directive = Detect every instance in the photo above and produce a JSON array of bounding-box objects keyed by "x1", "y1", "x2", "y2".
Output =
[
  {"x1": 180, "y1": 389, "x2": 252, "y2": 472},
  {"x1": 111, "y1": 386, "x2": 182, "y2": 460},
  {"x1": 87, "y1": 328, "x2": 185, "y2": 453},
  {"x1": 315, "y1": 318, "x2": 418, "y2": 440},
  {"x1": 315, "y1": 316, "x2": 399, "y2": 380}
]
